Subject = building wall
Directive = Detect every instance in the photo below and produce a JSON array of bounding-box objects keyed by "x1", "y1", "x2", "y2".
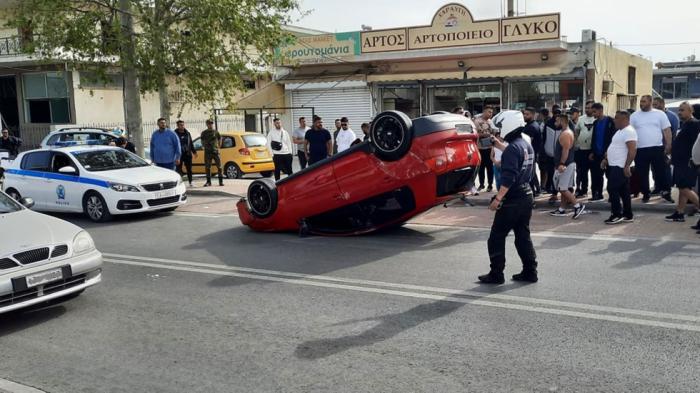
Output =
[{"x1": 592, "y1": 43, "x2": 652, "y2": 114}]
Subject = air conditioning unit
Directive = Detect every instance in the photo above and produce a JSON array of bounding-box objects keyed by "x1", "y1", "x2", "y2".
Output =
[
  {"x1": 602, "y1": 80, "x2": 614, "y2": 94},
  {"x1": 581, "y1": 29, "x2": 597, "y2": 42}
]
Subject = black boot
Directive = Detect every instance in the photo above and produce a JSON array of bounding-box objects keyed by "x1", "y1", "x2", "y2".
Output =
[
  {"x1": 204, "y1": 175, "x2": 211, "y2": 187},
  {"x1": 691, "y1": 218, "x2": 700, "y2": 231},
  {"x1": 512, "y1": 270, "x2": 538, "y2": 283},
  {"x1": 478, "y1": 272, "x2": 505, "y2": 284}
]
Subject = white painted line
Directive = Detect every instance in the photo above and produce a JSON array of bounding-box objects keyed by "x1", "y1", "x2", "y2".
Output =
[
  {"x1": 103, "y1": 254, "x2": 700, "y2": 330},
  {"x1": 0, "y1": 378, "x2": 46, "y2": 393},
  {"x1": 103, "y1": 253, "x2": 700, "y2": 323}
]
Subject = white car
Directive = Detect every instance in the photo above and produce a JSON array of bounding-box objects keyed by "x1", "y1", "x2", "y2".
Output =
[
  {"x1": 2, "y1": 145, "x2": 187, "y2": 222},
  {"x1": 40, "y1": 127, "x2": 120, "y2": 148},
  {"x1": 0, "y1": 191, "x2": 102, "y2": 314}
]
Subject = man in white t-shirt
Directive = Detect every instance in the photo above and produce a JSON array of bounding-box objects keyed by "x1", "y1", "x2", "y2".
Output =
[
  {"x1": 292, "y1": 117, "x2": 310, "y2": 170},
  {"x1": 335, "y1": 117, "x2": 356, "y2": 154},
  {"x1": 630, "y1": 95, "x2": 673, "y2": 203},
  {"x1": 602, "y1": 111, "x2": 638, "y2": 224},
  {"x1": 267, "y1": 118, "x2": 293, "y2": 181}
]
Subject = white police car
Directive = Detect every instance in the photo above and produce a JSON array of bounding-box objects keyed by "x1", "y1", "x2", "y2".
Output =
[
  {"x1": 2, "y1": 145, "x2": 186, "y2": 222},
  {"x1": 0, "y1": 190, "x2": 103, "y2": 314}
]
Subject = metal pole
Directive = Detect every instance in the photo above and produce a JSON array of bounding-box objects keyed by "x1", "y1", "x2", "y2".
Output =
[{"x1": 259, "y1": 109, "x2": 264, "y2": 134}]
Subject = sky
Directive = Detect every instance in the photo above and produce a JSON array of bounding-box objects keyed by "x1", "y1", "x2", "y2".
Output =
[{"x1": 289, "y1": 0, "x2": 700, "y2": 64}]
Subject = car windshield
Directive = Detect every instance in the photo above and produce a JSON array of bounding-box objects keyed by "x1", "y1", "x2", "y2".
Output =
[
  {"x1": 0, "y1": 192, "x2": 22, "y2": 214},
  {"x1": 242, "y1": 134, "x2": 267, "y2": 147},
  {"x1": 72, "y1": 149, "x2": 149, "y2": 172}
]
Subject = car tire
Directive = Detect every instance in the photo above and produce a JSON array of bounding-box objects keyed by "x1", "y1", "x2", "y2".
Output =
[
  {"x1": 83, "y1": 192, "x2": 112, "y2": 222},
  {"x1": 370, "y1": 110, "x2": 414, "y2": 161},
  {"x1": 261, "y1": 171, "x2": 273, "y2": 178},
  {"x1": 225, "y1": 162, "x2": 242, "y2": 179},
  {"x1": 5, "y1": 188, "x2": 21, "y2": 201},
  {"x1": 247, "y1": 178, "x2": 277, "y2": 219}
]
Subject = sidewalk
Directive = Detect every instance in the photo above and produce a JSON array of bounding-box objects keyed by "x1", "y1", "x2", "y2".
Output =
[{"x1": 187, "y1": 177, "x2": 689, "y2": 214}]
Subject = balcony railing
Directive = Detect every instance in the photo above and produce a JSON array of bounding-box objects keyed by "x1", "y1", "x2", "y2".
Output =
[{"x1": 0, "y1": 36, "x2": 23, "y2": 56}]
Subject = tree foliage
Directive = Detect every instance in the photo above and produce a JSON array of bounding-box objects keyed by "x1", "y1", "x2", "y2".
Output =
[{"x1": 8, "y1": 0, "x2": 299, "y2": 112}]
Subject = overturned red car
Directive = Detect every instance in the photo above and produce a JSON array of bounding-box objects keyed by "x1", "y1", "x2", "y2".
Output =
[{"x1": 236, "y1": 111, "x2": 481, "y2": 235}]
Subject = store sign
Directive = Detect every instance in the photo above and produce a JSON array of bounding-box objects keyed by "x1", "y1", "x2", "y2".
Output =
[
  {"x1": 360, "y1": 3, "x2": 560, "y2": 53},
  {"x1": 277, "y1": 32, "x2": 360, "y2": 64}
]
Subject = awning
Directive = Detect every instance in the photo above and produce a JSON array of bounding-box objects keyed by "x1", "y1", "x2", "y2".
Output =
[
  {"x1": 467, "y1": 66, "x2": 572, "y2": 79},
  {"x1": 366, "y1": 71, "x2": 464, "y2": 82}
]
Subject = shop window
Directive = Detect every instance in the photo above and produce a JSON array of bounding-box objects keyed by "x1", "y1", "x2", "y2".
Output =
[
  {"x1": 23, "y1": 72, "x2": 71, "y2": 124},
  {"x1": 628, "y1": 67, "x2": 636, "y2": 95},
  {"x1": 429, "y1": 84, "x2": 501, "y2": 115},
  {"x1": 380, "y1": 86, "x2": 421, "y2": 119},
  {"x1": 511, "y1": 80, "x2": 583, "y2": 111},
  {"x1": 661, "y1": 77, "x2": 688, "y2": 99}
]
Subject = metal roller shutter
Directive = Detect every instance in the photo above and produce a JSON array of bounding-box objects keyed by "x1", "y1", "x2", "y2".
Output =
[{"x1": 291, "y1": 87, "x2": 372, "y2": 139}]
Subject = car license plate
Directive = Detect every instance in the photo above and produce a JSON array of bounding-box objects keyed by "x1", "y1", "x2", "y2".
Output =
[
  {"x1": 153, "y1": 189, "x2": 177, "y2": 199},
  {"x1": 26, "y1": 268, "x2": 63, "y2": 288},
  {"x1": 456, "y1": 123, "x2": 474, "y2": 134}
]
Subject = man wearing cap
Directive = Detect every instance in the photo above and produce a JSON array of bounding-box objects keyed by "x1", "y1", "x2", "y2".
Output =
[
  {"x1": 201, "y1": 119, "x2": 223, "y2": 187},
  {"x1": 479, "y1": 126, "x2": 539, "y2": 284}
]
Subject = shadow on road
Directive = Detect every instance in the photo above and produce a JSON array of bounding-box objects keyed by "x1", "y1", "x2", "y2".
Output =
[
  {"x1": 294, "y1": 283, "x2": 527, "y2": 360},
  {"x1": 590, "y1": 238, "x2": 690, "y2": 269},
  {"x1": 0, "y1": 305, "x2": 66, "y2": 338}
]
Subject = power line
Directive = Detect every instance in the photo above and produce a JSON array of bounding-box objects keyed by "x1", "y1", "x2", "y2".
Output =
[{"x1": 614, "y1": 41, "x2": 700, "y2": 47}]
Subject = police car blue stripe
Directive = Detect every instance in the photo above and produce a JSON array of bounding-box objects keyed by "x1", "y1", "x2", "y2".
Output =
[{"x1": 5, "y1": 169, "x2": 110, "y2": 188}]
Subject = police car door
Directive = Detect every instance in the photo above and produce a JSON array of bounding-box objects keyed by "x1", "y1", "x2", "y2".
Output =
[
  {"x1": 44, "y1": 151, "x2": 83, "y2": 212},
  {"x1": 14, "y1": 151, "x2": 52, "y2": 209}
]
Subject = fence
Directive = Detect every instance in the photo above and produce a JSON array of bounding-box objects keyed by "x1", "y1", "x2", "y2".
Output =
[{"x1": 18, "y1": 115, "x2": 246, "y2": 150}]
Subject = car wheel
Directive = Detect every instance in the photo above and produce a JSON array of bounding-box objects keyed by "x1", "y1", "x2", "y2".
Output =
[
  {"x1": 225, "y1": 162, "x2": 242, "y2": 179},
  {"x1": 5, "y1": 188, "x2": 20, "y2": 201},
  {"x1": 83, "y1": 192, "x2": 112, "y2": 222},
  {"x1": 370, "y1": 111, "x2": 414, "y2": 161},
  {"x1": 261, "y1": 171, "x2": 273, "y2": 178},
  {"x1": 247, "y1": 178, "x2": 277, "y2": 219}
]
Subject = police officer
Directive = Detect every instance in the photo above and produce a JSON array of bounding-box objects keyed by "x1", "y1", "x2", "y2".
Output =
[{"x1": 478, "y1": 126, "x2": 539, "y2": 284}]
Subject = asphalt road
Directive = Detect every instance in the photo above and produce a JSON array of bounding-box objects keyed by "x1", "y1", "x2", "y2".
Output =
[{"x1": 1, "y1": 203, "x2": 699, "y2": 393}]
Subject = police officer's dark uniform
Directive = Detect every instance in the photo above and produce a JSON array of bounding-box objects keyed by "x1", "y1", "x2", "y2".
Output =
[{"x1": 479, "y1": 127, "x2": 539, "y2": 284}]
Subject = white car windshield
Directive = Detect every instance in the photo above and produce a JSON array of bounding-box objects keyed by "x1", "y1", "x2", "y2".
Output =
[
  {"x1": 72, "y1": 149, "x2": 149, "y2": 172},
  {"x1": 0, "y1": 192, "x2": 22, "y2": 214}
]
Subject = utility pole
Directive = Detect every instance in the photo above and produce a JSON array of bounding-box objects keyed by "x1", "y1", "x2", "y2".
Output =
[{"x1": 119, "y1": 0, "x2": 145, "y2": 157}]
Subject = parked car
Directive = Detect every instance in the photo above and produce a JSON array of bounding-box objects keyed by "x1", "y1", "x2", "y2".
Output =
[
  {"x1": 40, "y1": 127, "x2": 121, "y2": 148},
  {"x1": 666, "y1": 99, "x2": 700, "y2": 114},
  {"x1": 2, "y1": 145, "x2": 186, "y2": 222},
  {"x1": 236, "y1": 111, "x2": 481, "y2": 235},
  {"x1": 191, "y1": 131, "x2": 275, "y2": 179},
  {"x1": 0, "y1": 190, "x2": 102, "y2": 314}
]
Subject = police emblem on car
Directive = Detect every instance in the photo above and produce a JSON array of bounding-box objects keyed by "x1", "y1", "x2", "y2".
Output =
[{"x1": 56, "y1": 184, "x2": 66, "y2": 200}]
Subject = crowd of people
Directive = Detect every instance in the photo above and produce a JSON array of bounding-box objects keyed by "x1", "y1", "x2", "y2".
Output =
[{"x1": 454, "y1": 97, "x2": 700, "y2": 234}]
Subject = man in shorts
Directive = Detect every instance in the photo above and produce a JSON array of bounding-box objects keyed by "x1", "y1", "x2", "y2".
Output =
[
  {"x1": 665, "y1": 102, "x2": 700, "y2": 222},
  {"x1": 550, "y1": 114, "x2": 587, "y2": 219}
]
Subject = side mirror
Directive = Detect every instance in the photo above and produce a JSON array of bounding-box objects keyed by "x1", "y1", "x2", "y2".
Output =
[
  {"x1": 58, "y1": 166, "x2": 77, "y2": 175},
  {"x1": 20, "y1": 197, "x2": 34, "y2": 209}
]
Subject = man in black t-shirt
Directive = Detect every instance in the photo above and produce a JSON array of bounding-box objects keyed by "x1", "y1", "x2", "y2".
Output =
[
  {"x1": 665, "y1": 102, "x2": 700, "y2": 223},
  {"x1": 304, "y1": 116, "x2": 332, "y2": 165}
]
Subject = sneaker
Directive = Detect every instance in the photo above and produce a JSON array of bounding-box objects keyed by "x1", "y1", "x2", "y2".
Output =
[
  {"x1": 590, "y1": 194, "x2": 604, "y2": 202},
  {"x1": 203, "y1": 182, "x2": 211, "y2": 187},
  {"x1": 573, "y1": 204, "x2": 587, "y2": 220},
  {"x1": 478, "y1": 185, "x2": 485, "y2": 191},
  {"x1": 651, "y1": 189, "x2": 661, "y2": 196},
  {"x1": 665, "y1": 212, "x2": 685, "y2": 222},
  {"x1": 605, "y1": 215, "x2": 624, "y2": 225},
  {"x1": 512, "y1": 271, "x2": 538, "y2": 283},
  {"x1": 486, "y1": 185, "x2": 493, "y2": 192},
  {"x1": 188, "y1": 182, "x2": 193, "y2": 187},
  {"x1": 478, "y1": 272, "x2": 505, "y2": 284},
  {"x1": 550, "y1": 208, "x2": 568, "y2": 217},
  {"x1": 642, "y1": 195, "x2": 651, "y2": 203},
  {"x1": 691, "y1": 220, "x2": 700, "y2": 230},
  {"x1": 575, "y1": 191, "x2": 585, "y2": 198},
  {"x1": 623, "y1": 216, "x2": 635, "y2": 223},
  {"x1": 661, "y1": 192, "x2": 675, "y2": 204}
]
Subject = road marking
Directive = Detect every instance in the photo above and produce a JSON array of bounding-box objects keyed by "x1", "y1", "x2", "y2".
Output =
[
  {"x1": 103, "y1": 253, "x2": 700, "y2": 332},
  {"x1": 0, "y1": 378, "x2": 46, "y2": 393}
]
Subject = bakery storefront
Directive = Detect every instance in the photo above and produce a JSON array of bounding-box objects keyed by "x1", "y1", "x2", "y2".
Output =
[{"x1": 275, "y1": 3, "x2": 649, "y2": 123}]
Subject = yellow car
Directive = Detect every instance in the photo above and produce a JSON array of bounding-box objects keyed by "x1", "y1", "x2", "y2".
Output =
[{"x1": 191, "y1": 131, "x2": 275, "y2": 178}]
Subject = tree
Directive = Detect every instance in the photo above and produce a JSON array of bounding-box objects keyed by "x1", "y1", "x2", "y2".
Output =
[{"x1": 8, "y1": 0, "x2": 299, "y2": 155}]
